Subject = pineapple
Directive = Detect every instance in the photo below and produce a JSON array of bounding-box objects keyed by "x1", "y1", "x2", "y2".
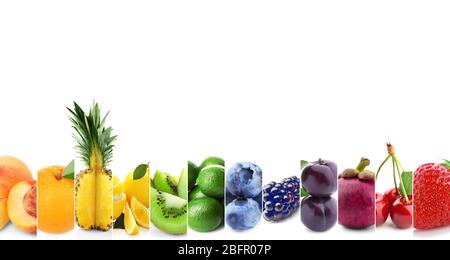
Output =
[{"x1": 68, "y1": 102, "x2": 117, "y2": 231}]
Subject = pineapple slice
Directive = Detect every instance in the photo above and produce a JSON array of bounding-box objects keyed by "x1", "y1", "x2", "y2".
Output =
[
  {"x1": 95, "y1": 171, "x2": 113, "y2": 230},
  {"x1": 75, "y1": 171, "x2": 96, "y2": 229},
  {"x1": 69, "y1": 102, "x2": 117, "y2": 231}
]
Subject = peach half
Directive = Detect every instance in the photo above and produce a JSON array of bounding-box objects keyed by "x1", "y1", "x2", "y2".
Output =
[
  {"x1": 0, "y1": 156, "x2": 33, "y2": 229},
  {"x1": 7, "y1": 180, "x2": 37, "y2": 234}
]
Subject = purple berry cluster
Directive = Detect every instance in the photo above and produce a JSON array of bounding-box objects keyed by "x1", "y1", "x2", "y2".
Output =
[{"x1": 263, "y1": 176, "x2": 300, "y2": 222}]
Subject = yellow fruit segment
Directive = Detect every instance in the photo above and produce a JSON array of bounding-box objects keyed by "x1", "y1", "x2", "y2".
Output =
[
  {"x1": 95, "y1": 172, "x2": 113, "y2": 230},
  {"x1": 113, "y1": 175, "x2": 123, "y2": 196},
  {"x1": 124, "y1": 202, "x2": 139, "y2": 235},
  {"x1": 75, "y1": 170, "x2": 112, "y2": 231},
  {"x1": 75, "y1": 171, "x2": 96, "y2": 230},
  {"x1": 124, "y1": 169, "x2": 150, "y2": 208},
  {"x1": 113, "y1": 193, "x2": 126, "y2": 220},
  {"x1": 130, "y1": 197, "x2": 150, "y2": 229}
]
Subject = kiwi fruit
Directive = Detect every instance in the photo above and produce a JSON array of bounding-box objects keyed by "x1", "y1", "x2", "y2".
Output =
[
  {"x1": 189, "y1": 186, "x2": 208, "y2": 201},
  {"x1": 199, "y1": 157, "x2": 225, "y2": 170},
  {"x1": 178, "y1": 168, "x2": 188, "y2": 200},
  {"x1": 154, "y1": 170, "x2": 178, "y2": 196},
  {"x1": 188, "y1": 161, "x2": 199, "y2": 191},
  {"x1": 150, "y1": 188, "x2": 187, "y2": 235}
]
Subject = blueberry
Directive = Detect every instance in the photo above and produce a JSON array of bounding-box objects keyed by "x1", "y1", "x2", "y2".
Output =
[
  {"x1": 226, "y1": 198, "x2": 262, "y2": 231},
  {"x1": 252, "y1": 192, "x2": 263, "y2": 211},
  {"x1": 226, "y1": 189, "x2": 237, "y2": 205},
  {"x1": 226, "y1": 162, "x2": 262, "y2": 198}
]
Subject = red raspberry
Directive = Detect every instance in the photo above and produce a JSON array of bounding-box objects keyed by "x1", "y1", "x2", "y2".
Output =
[{"x1": 413, "y1": 163, "x2": 450, "y2": 230}]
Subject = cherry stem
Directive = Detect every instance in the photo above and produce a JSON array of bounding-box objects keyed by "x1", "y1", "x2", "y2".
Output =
[
  {"x1": 392, "y1": 156, "x2": 399, "y2": 192},
  {"x1": 394, "y1": 156, "x2": 410, "y2": 203},
  {"x1": 395, "y1": 156, "x2": 405, "y2": 173},
  {"x1": 376, "y1": 155, "x2": 391, "y2": 180},
  {"x1": 356, "y1": 158, "x2": 370, "y2": 173}
]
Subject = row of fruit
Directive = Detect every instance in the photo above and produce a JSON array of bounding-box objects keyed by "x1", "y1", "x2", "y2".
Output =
[
  {"x1": 0, "y1": 102, "x2": 449, "y2": 236},
  {"x1": 1, "y1": 154, "x2": 448, "y2": 235},
  {"x1": 259, "y1": 143, "x2": 449, "y2": 232}
]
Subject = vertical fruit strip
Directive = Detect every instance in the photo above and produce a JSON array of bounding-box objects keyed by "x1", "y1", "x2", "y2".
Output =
[
  {"x1": 188, "y1": 157, "x2": 225, "y2": 233},
  {"x1": 68, "y1": 102, "x2": 116, "y2": 231},
  {"x1": 376, "y1": 143, "x2": 413, "y2": 229},
  {"x1": 413, "y1": 160, "x2": 450, "y2": 230},
  {"x1": 150, "y1": 162, "x2": 188, "y2": 235},
  {"x1": 0, "y1": 156, "x2": 33, "y2": 231},
  {"x1": 226, "y1": 162, "x2": 263, "y2": 231},
  {"x1": 300, "y1": 159, "x2": 338, "y2": 232},
  {"x1": 263, "y1": 176, "x2": 300, "y2": 222},
  {"x1": 338, "y1": 158, "x2": 375, "y2": 229}
]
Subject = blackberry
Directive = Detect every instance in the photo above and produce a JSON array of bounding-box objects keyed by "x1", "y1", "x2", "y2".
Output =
[{"x1": 263, "y1": 176, "x2": 300, "y2": 222}]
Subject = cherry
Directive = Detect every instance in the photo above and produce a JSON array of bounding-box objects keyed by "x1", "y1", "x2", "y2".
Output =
[
  {"x1": 376, "y1": 193, "x2": 389, "y2": 226},
  {"x1": 384, "y1": 188, "x2": 400, "y2": 208},
  {"x1": 377, "y1": 144, "x2": 413, "y2": 230},
  {"x1": 390, "y1": 195, "x2": 413, "y2": 229}
]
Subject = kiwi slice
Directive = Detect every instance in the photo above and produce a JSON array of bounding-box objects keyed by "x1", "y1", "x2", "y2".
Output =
[
  {"x1": 151, "y1": 188, "x2": 187, "y2": 235},
  {"x1": 178, "y1": 168, "x2": 188, "y2": 200},
  {"x1": 154, "y1": 170, "x2": 178, "y2": 196}
]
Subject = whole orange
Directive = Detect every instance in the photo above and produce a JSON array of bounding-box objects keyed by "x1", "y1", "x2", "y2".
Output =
[{"x1": 38, "y1": 166, "x2": 74, "y2": 234}]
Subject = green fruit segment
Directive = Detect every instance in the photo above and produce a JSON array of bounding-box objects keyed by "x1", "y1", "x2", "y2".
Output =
[
  {"x1": 188, "y1": 197, "x2": 224, "y2": 232},
  {"x1": 150, "y1": 188, "x2": 187, "y2": 235},
  {"x1": 188, "y1": 161, "x2": 199, "y2": 191},
  {"x1": 199, "y1": 157, "x2": 225, "y2": 170},
  {"x1": 154, "y1": 170, "x2": 178, "y2": 196},
  {"x1": 187, "y1": 157, "x2": 225, "y2": 233},
  {"x1": 178, "y1": 168, "x2": 188, "y2": 200},
  {"x1": 189, "y1": 186, "x2": 207, "y2": 201},
  {"x1": 197, "y1": 165, "x2": 225, "y2": 198}
]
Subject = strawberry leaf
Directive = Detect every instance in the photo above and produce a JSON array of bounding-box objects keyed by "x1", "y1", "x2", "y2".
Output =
[
  {"x1": 442, "y1": 159, "x2": 450, "y2": 169},
  {"x1": 63, "y1": 160, "x2": 75, "y2": 180},
  {"x1": 400, "y1": 171, "x2": 413, "y2": 196},
  {"x1": 133, "y1": 164, "x2": 149, "y2": 180}
]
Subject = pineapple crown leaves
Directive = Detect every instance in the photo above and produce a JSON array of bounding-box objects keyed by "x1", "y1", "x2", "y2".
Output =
[{"x1": 67, "y1": 102, "x2": 117, "y2": 169}]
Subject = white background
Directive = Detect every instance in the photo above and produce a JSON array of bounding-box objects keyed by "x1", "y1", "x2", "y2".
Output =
[{"x1": 1, "y1": 1, "x2": 449, "y2": 240}]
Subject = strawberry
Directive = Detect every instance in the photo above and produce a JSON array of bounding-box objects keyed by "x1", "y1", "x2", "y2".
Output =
[{"x1": 413, "y1": 162, "x2": 450, "y2": 230}]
